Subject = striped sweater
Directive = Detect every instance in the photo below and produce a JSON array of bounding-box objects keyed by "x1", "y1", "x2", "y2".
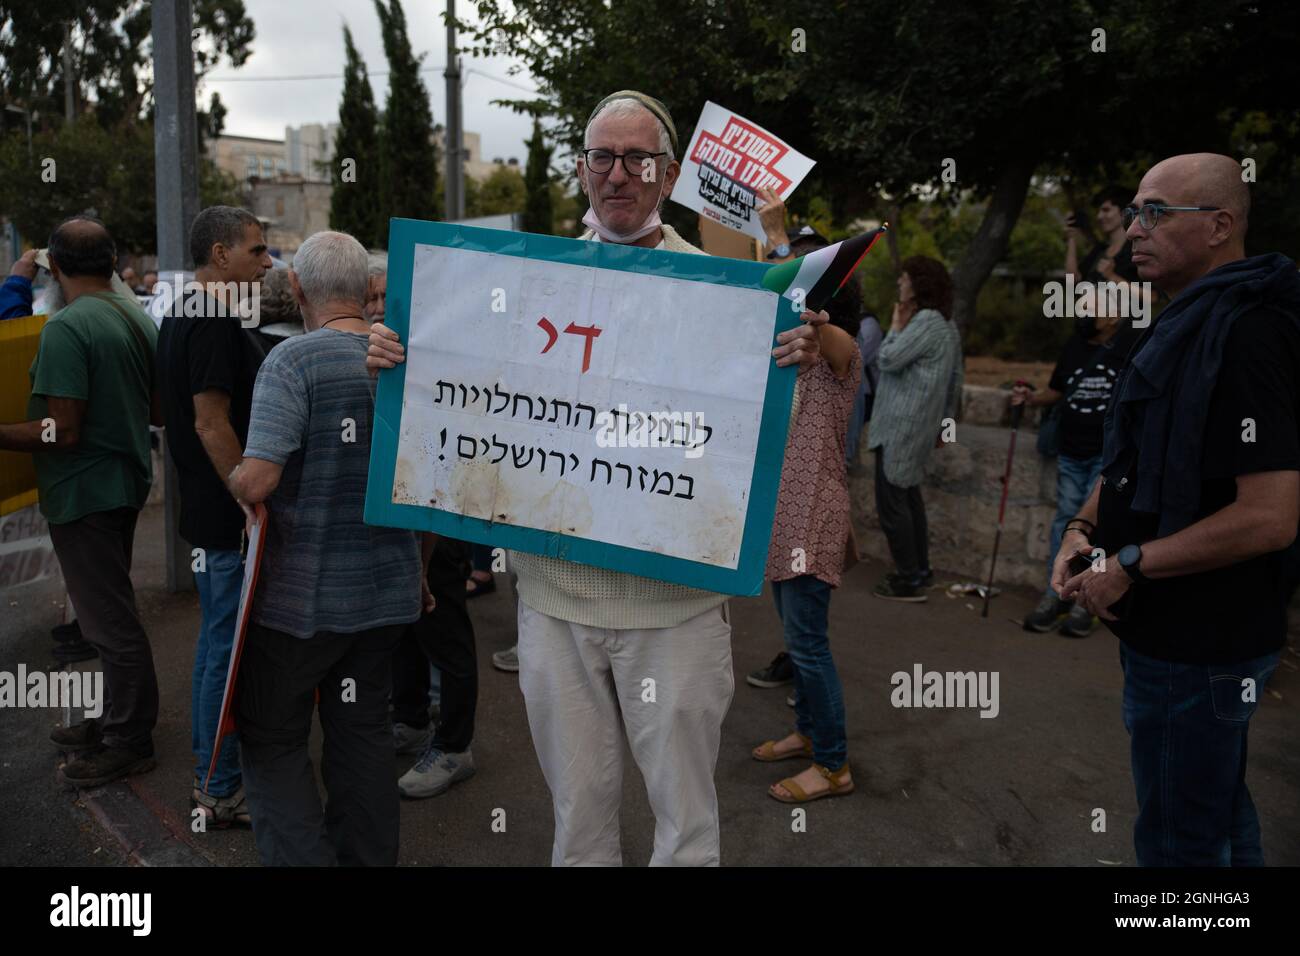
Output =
[{"x1": 867, "y1": 308, "x2": 964, "y2": 487}]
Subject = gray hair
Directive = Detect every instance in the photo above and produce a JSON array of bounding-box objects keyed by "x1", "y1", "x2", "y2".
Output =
[
  {"x1": 367, "y1": 251, "x2": 388, "y2": 277},
  {"x1": 190, "y1": 206, "x2": 262, "y2": 267},
  {"x1": 257, "y1": 268, "x2": 303, "y2": 325},
  {"x1": 291, "y1": 231, "x2": 368, "y2": 308},
  {"x1": 584, "y1": 98, "x2": 675, "y2": 163}
]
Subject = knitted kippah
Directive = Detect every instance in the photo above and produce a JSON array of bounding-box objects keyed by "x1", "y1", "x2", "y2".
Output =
[{"x1": 586, "y1": 90, "x2": 679, "y2": 156}]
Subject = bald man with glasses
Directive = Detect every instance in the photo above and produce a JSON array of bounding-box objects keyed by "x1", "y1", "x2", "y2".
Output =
[{"x1": 1054, "y1": 153, "x2": 1300, "y2": 866}]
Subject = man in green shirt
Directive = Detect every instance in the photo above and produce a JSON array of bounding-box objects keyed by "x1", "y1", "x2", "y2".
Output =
[{"x1": 0, "y1": 216, "x2": 161, "y2": 787}]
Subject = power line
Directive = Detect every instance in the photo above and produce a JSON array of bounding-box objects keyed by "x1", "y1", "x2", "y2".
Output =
[
  {"x1": 205, "y1": 65, "x2": 537, "y2": 93},
  {"x1": 205, "y1": 67, "x2": 435, "y2": 82},
  {"x1": 463, "y1": 67, "x2": 536, "y2": 93}
]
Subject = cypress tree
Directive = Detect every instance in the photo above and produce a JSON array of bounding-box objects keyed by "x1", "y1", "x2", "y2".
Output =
[
  {"x1": 330, "y1": 24, "x2": 381, "y2": 245},
  {"x1": 374, "y1": 0, "x2": 439, "y2": 242},
  {"x1": 523, "y1": 118, "x2": 554, "y2": 235}
]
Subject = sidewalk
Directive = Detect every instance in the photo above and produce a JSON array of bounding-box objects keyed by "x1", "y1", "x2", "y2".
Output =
[{"x1": 3, "y1": 501, "x2": 1297, "y2": 866}]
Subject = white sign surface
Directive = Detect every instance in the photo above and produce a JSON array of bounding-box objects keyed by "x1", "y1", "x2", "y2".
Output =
[
  {"x1": 392, "y1": 244, "x2": 779, "y2": 569},
  {"x1": 670, "y1": 101, "x2": 816, "y2": 241}
]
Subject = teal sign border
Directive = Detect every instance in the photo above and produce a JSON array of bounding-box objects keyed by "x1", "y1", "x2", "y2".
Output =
[{"x1": 364, "y1": 218, "x2": 796, "y2": 596}]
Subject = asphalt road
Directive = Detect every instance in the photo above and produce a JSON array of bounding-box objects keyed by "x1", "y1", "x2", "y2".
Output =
[{"x1": 2, "y1": 502, "x2": 1297, "y2": 866}]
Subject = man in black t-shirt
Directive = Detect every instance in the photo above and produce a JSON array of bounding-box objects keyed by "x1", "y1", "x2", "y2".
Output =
[
  {"x1": 1016, "y1": 307, "x2": 1140, "y2": 636},
  {"x1": 1055, "y1": 154, "x2": 1300, "y2": 867},
  {"x1": 156, "y1": 206, "x2": 272, "y2": 825}
]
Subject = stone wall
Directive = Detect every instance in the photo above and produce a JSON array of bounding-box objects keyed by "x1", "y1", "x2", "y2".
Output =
[{"x1": 848, "y1": 384, "x2": 1060, "y2": 590}]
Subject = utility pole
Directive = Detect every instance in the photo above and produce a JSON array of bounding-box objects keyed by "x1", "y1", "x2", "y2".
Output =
[
  {"x1": 444, "y1": 0, "x2": 464, "y2": 220},
  {"x1": 152, "y1": 0, "x2": 201, "y2": 593}
]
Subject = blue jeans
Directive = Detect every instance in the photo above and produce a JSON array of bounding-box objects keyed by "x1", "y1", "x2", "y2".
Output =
[
  {"x1": 771, "y1": 576, "x2": 847, "y2": 771},
  {"x1": 1046, "y1": 453, "x2": 1103, "y2": 596},
  {"x1": 1120, "y1": 643, "x2": 1280, "y2": 866},
  {"x1": 193, "y1": 548, "x2": 244, "y2": 797}
]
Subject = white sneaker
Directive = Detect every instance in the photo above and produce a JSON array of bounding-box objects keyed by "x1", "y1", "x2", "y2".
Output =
[
  {"x1": 398, "y1": 746, "x2": 476, "y2": 799},
  {"x1": 492, "y1": 644, "x2": 519, "y2": 672}
]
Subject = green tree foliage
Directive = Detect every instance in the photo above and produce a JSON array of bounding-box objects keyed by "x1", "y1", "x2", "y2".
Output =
[
  {"x1": 0, "y1": 116, "x2": 241, "y2": 254},
  {"x1": 523, "y1": 118, "x2": 553, "y2": 234},
  {"x1": 0, "y1": 1, "x2": 254, "y2": 130},
  {"x1": 0, "y1": 1, "x2": 253, "y2": 252},
  {"x1": 466, "y1": 166, "x2": 525, "y2": 217},
  {"x1": 463, "y1": 0, "x2": 1300, "y2": 336},
  {"x1": 373, "y1": 0, "x2": 438, "y2": 244},
  {"x1": 330, "y1": 24, "x2": 381, "y2": 246}
]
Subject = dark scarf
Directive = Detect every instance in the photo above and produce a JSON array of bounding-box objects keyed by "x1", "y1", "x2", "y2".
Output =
[{"x1": 1101, "y1": 253, "x2": 1300, "y2": 537}]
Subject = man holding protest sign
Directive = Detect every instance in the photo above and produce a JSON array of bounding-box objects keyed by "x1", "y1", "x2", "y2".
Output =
[{"x1": 368, "y1": 90, "x2": 825, "y2": 866}]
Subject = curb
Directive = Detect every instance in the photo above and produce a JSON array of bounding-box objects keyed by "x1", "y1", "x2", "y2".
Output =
[{"x1": 74, "y1": 778, "x2": 211, "y2": 867}]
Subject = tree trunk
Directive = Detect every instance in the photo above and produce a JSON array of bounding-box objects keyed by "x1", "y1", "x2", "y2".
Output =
[
  {"x1": 950, "y1": 154, "x2": 1037, "y2": 333},
  {"x1": 885, "y1": 200, "x2": 902, "y2": 272}
]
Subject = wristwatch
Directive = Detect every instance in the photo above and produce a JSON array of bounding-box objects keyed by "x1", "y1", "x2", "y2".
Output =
[
  {"x1": 766, "y1": 242, "x2": 790, "y2": 260},
  {"x1": 1117, "y1": 544, "x2": 1147, "y2": 584}
]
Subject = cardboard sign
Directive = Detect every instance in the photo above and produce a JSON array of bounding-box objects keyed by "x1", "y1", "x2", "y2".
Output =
[
  {"x1": 670, "y1": 101, "x2": 816, "y2": 242},
  {"x1": 364, "y1": 219, "x2": 798, "y2": 596},
  {"x1": 205, "y1": 503, "x2": 267, "y2": 791}
]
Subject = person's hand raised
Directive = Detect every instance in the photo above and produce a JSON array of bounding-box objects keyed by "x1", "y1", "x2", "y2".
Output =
[
  {"x1": 9, "y1": 249, "x2": 37, "y2": 281},
  {"x1": 756, "y1": 187, "x2": 787, "y2": 240}
]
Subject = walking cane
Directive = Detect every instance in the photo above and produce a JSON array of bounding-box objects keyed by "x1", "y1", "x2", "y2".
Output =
[{"x1": 982, "y1": 384, "x2": 1028, "y2": 617}]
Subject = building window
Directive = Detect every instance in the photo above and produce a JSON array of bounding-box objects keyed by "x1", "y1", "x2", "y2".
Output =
[
  {"x1": 262, "y1": 157, "x2": 275, "y2": 178},
  {"x1": 245, "y1": 155, "x2": 259, "y2": 179}
]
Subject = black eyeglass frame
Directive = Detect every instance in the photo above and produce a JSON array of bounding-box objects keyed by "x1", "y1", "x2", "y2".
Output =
[
  {"x1": 581, "y1": 148, "x2": 668, "y2": 176},
  {"x1": 1122, "y1": 202, "x2": 1222, "y2": 230}
]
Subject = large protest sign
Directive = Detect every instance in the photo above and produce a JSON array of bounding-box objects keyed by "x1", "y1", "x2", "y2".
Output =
[
  {"x1": 670, "y1": 101, "x2": 816, "y2": 242},
  {"x1": 364, "y1": 219, "x2": 797, "y2": 596}
]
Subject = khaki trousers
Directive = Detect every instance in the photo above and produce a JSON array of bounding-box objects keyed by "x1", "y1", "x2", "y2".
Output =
[{"x1": 517, "y1": 599, "x2": 734, "y2": 866}]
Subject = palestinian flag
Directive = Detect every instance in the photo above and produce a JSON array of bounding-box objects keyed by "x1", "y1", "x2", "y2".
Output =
[{"x1": 762, "y1": 224, "x2": 889, "y2": 313}]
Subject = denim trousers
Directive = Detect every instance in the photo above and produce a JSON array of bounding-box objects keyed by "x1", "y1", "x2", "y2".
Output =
[
  {"x1": 771, "y1": 575, "x2": 847, "y2": 771},
  {"x1": 1120, "y1": 642, "x2": 1280, "y2": 866},
  {"x1": 193, "y1": 548, "x2": 244, "y2": 796},
  {"x1": 1046, "y1": 453, "x2": 1103, "y2": 596}
]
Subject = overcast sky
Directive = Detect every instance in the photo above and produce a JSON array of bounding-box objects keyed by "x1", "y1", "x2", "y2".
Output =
[{"x1": 201, "y1": 0, "x2": 536, "y2": 161}]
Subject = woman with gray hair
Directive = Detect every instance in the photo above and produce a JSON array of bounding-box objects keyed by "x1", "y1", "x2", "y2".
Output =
[
  {"x1": 249, "y1": 267, "x2": 304, "y2": 354},
  {"x1": 365, "y1": 251, "x2": 388, "y2": 321}
]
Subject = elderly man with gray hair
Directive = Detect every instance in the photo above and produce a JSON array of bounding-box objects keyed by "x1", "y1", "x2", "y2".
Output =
[
  {"x1": 228, "y1": 230, "x2": 427, "y2": 866},
  {"x1": 368, "y1": 91, "x2": 823, "y2": 866}
]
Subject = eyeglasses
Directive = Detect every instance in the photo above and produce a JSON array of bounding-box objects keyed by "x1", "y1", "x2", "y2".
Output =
[
  {"x1": 1122, "y1": 202, "x2": 1222, "y2": 230},
  {"x1": 582, "y1": 148, "x2": 667, "y2": 176}
]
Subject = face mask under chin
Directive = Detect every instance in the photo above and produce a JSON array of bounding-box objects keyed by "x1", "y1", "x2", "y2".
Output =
[{"x1": 582, "y1": 173, "x2": 668, "y2": 243}]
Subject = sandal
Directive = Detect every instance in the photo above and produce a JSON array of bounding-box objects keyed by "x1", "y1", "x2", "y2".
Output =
[
  {"x1": 751, "y1": 732, "x2": 813, "y2": 763},
  {"x1": 191, "y1": 783, "x2": 253, "y2": 829},
  {"x1": 769, "y1": 762, "x2": 855, "y2": 803},
  {"x1": 465, "y1": 574, "x2": 496, "y2": 599}
]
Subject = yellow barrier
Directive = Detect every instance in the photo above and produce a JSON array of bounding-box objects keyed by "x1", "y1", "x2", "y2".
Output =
[{"x1": 0, "y1": 314, "x2": 48, "y2": 516}]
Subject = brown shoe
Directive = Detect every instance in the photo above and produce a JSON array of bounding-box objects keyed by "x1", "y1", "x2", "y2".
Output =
[
  {"x1": 61, "y1": 746, "x2": 155, "y2": 788},
  {"x1": 50, "y1": 719, "x2": 102, "y2": 752}
]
